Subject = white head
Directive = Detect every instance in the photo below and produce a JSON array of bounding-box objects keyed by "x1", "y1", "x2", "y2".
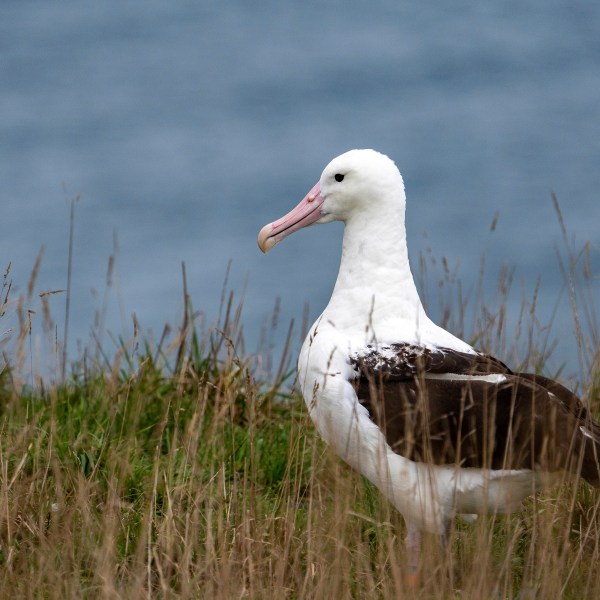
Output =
[{"x1": 258, "y1": 149, "x2": 406, "y2": 253}]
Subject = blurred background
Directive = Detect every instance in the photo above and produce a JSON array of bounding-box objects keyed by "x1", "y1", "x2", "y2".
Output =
[{"x1": 2, "y1": 1, "x2": 600, "y2": 380}]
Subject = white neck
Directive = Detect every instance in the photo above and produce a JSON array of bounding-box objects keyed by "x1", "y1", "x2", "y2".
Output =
[{"x1": 321, "y1": 194, "x2": 430, "y2": 344}]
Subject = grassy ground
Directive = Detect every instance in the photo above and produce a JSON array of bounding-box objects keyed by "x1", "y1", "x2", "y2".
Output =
[{"x1": 1, "y1": 227, "x2": 599, "y2": 598}]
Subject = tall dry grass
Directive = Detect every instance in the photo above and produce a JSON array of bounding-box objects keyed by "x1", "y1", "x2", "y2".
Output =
[{"x1": 0, "y1": 208, "x2": 599, "y2": 598}]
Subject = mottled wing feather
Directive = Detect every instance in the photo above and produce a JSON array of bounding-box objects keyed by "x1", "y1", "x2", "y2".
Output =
[
  {"x1": 351, "y1": 343, "x2": 512, "y2": 380},
  {"x1": 350, "y1": 343, "x2": 600, "y2": 485}
]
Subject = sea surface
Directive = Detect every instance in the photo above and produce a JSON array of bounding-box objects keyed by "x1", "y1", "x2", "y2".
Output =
[{"x1": 2, "y1": 1, "x2": 600, "y2": 380}]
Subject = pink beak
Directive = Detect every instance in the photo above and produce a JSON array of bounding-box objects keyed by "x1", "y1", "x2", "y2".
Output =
[{"x1": 258, "y1": 182, "x2": 325, "y2": 253}]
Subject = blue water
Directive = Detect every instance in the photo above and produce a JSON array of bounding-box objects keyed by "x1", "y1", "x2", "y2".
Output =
[{"x1": 2, "y1": 2, "x2": 600, "y2": 380}]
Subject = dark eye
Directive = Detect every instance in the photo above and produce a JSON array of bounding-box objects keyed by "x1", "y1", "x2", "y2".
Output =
[{"x1": 334, "y1": 173, "x2": 344, "y2": 182}]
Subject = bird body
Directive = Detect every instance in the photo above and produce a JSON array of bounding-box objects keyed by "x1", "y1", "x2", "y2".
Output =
[
  {"x1": 297, "y1": 325, "x2": 554, "y2": 535},
  {"x1": 258, "y1": 149, "x2": 599, "y2": 545}
]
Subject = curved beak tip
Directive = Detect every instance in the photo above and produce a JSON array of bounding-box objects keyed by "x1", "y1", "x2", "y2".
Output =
[{"x1": 257, "y1": 223, "x2": 275, "y2": 254}]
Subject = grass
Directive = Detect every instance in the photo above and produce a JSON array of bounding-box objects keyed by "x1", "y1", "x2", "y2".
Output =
[{"x1": 1, "y1": 217, "x2": 599, "y2": 598}]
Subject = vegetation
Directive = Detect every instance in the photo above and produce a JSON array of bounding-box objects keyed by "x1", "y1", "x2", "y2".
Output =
[{"x1": 1, "y1": 208, "x2": 599, "y2": 598}]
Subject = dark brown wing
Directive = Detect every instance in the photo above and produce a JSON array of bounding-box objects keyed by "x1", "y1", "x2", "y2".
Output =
[{"x1": 351, "y1": 344, "x2": 600, "y2": 485}]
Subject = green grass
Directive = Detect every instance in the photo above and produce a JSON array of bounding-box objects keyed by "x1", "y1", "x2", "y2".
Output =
[{"x1": 1, "y1": 218, "x2": 599, "y2": 598}]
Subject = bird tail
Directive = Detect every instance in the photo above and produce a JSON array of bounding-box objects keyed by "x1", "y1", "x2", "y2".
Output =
[{"x1": 579, "y1": 421, "x2": 600, "y2": 487}]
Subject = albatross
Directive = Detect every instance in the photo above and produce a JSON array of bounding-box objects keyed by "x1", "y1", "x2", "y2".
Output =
[{"x1": 257, "y1": 149, "x2": 600, "y2": 584}]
